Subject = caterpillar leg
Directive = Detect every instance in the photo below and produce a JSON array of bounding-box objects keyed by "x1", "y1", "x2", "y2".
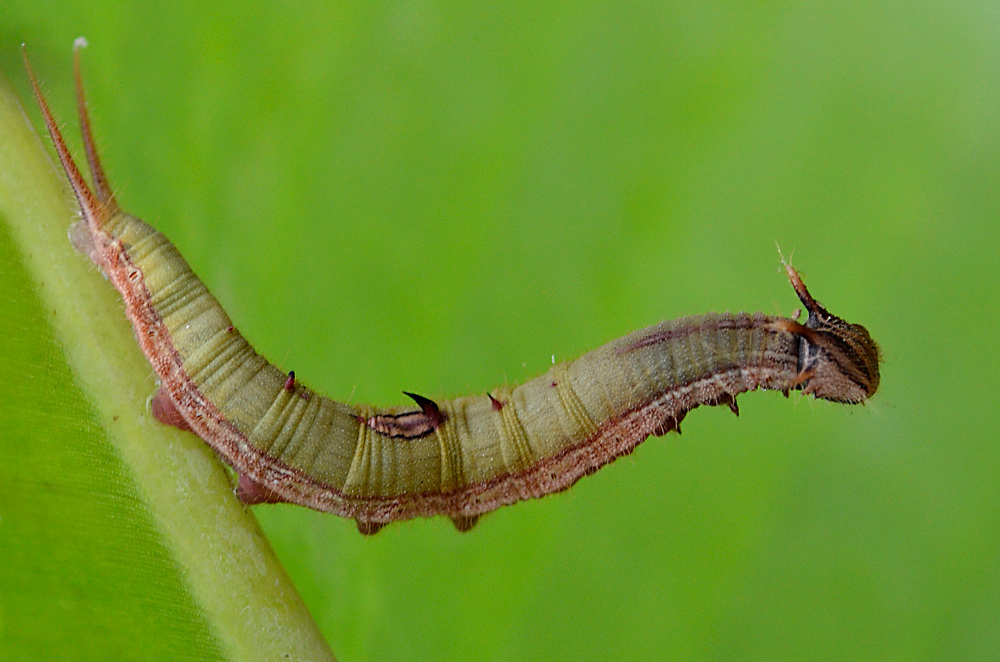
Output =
[
  {"x1": 236, "y1": 474, "x2": 288, "y2": 505},
  {"x1": 149, "y1": 388, "x2": 192, "y2": 433},
  {"x1": 450, "y1": 515, "x2": 479, "y2": 532},
  {"x1": 68, "y1": 220, "x2": 99, "y2": 263},
  {"x1": 356, "y1": 520, "x2": 386, "y2": 535}
]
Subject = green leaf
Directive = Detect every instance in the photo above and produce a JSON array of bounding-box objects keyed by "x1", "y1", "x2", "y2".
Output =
[{"x1": 0, "y1": 64, "x2": 334, "y2": 662}]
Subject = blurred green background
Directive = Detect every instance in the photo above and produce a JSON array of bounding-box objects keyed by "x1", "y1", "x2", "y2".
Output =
[{"x1": 2, "y1": 1, "x2": 999, "y2": 660}]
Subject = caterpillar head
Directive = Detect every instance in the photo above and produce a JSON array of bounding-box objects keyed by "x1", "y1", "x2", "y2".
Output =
[{"x1": 785, "y1": 265, "x2": 881, "y2": 404}]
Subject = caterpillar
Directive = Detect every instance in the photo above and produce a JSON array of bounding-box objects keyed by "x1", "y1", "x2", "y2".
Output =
[{"x1": 24, "y1": 44, "x2": 881, "y2": 535}]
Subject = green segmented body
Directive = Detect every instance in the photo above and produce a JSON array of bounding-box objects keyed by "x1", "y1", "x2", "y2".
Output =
[{"x1": 25, "y1": 46, "x2": 881, "y2": 533}]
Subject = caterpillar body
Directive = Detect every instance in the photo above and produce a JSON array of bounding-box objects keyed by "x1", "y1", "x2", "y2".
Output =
[{"x1": 24, "y1": 45, "x2": 881, "y2": 534}]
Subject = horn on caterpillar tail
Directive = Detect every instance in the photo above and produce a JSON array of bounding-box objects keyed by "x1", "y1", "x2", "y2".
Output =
[
  {"x1": 23, "y1": 43, "x2": 110, "y2": 230},
  {"x1": 72, "y1": 38, "x2": 118, "y2": 211}
]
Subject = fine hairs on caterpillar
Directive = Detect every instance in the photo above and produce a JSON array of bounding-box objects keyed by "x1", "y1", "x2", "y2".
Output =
[{"x1": 24, "y1": 43, "x2": 881, "y2": 535}]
